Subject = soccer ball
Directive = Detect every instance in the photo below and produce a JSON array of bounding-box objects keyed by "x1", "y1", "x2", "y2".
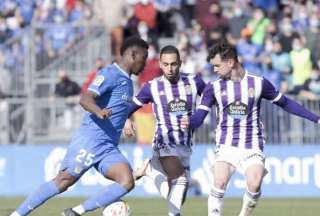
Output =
[{"x1": 102, "y1": 200, "x2": 132, "y2": 216}]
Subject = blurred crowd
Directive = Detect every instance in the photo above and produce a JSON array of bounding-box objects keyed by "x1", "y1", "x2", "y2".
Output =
[
  {"x1": 0, "y1": 0, "x2": 320, "y2": 144},
  {"x1": 0, "y1": 0, "x2": 319, "y2": 99}
]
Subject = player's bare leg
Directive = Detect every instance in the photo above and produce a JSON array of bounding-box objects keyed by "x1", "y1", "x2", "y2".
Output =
[
  {"x1": 208, "y1": 161, "x2": 235, "y2": 216},
  {"x1": 238, "y1": 164, "x2": 265, "y2": 216},
  {"x1": 133, "y1": 158, "x2": 151, "y2": 180},
  {"x1": 160, "y1": 156, "x2": 188, "y2": 216}
]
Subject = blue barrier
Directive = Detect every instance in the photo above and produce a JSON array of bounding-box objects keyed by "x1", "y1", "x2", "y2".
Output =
[{"x1": 0, "y1": 144, "x2": 319, "y2": 197}]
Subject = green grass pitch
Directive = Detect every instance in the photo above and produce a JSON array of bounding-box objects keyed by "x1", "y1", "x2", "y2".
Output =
[{"x1": 1, "y1": 197, "x2": 319, "y2": 216}]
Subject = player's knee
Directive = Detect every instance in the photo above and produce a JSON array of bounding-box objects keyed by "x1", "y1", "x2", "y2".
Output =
[
  {"x1": 118, "y1": 175, "x2": 135, "y2": 191},
  {"x1": 247, "y1": 178, "x2": 262, "y2": 192},
  {"x1": 54, "y1": 172, "x2": 77, "y2": 192},
  {"x1": 213, "y1": 178, "x2": 228, "y2": 189}
]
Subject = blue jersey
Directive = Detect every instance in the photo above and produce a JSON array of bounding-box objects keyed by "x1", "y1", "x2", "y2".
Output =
[{"x1": 81, "y1": 63, "x2": 133, "y2": 145}]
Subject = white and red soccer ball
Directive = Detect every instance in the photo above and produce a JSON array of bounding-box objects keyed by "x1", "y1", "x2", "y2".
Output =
[{"x1": 102, "y1": 200, "x2": 132, "y2": 216}]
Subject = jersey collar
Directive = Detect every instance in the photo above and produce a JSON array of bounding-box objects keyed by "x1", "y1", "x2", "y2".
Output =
[{"x1": 114, "y1": 63, "x2": 130, "y2": 78}]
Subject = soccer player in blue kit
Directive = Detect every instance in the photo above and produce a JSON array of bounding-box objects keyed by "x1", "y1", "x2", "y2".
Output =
[{"x1": 10, "y1": 36, "x2": 149, "y2": 216}]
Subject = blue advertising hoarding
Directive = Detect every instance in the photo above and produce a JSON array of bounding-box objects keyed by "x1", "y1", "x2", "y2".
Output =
[{"x1": 0, "y1": 144, "x2": 319, "y2": 197}]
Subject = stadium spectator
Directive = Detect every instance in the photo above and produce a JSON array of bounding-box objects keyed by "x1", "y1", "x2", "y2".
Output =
[
  {"x1": 236, "y1": 28, "x2": 262, "y2": 75},
  {"x1": 270, "y1": 40, "x2": 291, "y2": 92},
  {"x1": 195, "y1": 0, "x2": 227, "y2": 36},
  {"x1": 54, "y1": 69, "x2": 81, "y2": 98},
  {"x1": 246, "y1": 7, "x2": 270, "y2": 46},
  {"x1": 93, "y1": 0, "x2": 127, "y2": 62},
  {"x1": 227, "y1": 3, "x2": 250, "y2": 44},
  {"x1": 53, "y1": 69, "x2": 81, "y2": 130},
  {"x1": 81, "y1": 57, "x2": 105, "y2": 95},
  {"x1": 124, "y1": 45, "x2": 205, "y2": 216},
  {"x1": 43, "y1": 13, "x2": 76, "y2": 59},
  {"x1": 304, "y1": 13, "x2": 320, "y2": 67},
  {"x1": 10, "y1": 36, "x2": 149, "y2": 216},
  {"x1": 289, "y1": 35, "x2": 312, "y2": 94},
  {"x1": 260, "y1": 54, "x2": 281, "y2": 90},
  {"x1": 0, "y1": 50, "x2": 12, "y2": 98},
  {"x1": 181, "y1": 40, "x2": 320, "y2": 216},
  {"x1": 278, "y1": 16, "x2": 300, "y2": 53},
  {"x1": 299, "y1": 69, "x2": 320, "y2": 100}
]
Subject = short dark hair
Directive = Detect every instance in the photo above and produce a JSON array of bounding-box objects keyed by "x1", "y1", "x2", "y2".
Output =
[
  {"x1": 160, "y1": 45, "x2": 180, "y2": 60},
  {"x1": 120, "y1": 35, "x2": 149, "y2": 56},
  {"x1": 207, "y1": 40, "x2": 238, "y2": 63}
]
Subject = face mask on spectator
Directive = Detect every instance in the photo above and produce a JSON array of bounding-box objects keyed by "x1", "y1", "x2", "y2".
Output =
[
  {"x1": 53, "y1": 15, "x2": 64, "y2": 24},
  {"x1": 293, "y1": 44, "x2": 302, "y2": 51},
  {"x1": 0, "y1": 23, "x2": 6, "y2": 31},
  {"x1": 266, "y1": 63, "x2": 272, "y2": 70},
  {"x1": 299, "y1": 12, "x2": 308, "y2": 20},
  {"x1": 138, "y1": 22, "x2": 148, "y2": 35},
  {"x1": 148, "y1": 49, "x2": 156, "y2": 60},
  {"x1": 282, "y1": 24, "x2": 292, "y2": 33},
  {"x1": 140, "y1": 0, "x2": 149, "y2": 5},
  {"x1": 6, "y1": 17, "x2": 19, "y2": 30},
  {"x1": 265, "y1": 43, "x2": 273, "y2": 52},
  {"x1": 310, "y1": 19, "x2": 319, "y2": 28},
  {"x1": 234, "y1": 8, "x2": 243, "y2": 17}
]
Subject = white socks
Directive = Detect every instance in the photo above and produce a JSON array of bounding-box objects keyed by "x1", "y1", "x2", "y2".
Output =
[
  {"x1": 167, "y1": 176, "x2": 188, "y2": 216},
  {"x1": 146, "y1": 158, "x2": 188, "y2": 216},
  {"x1": 146, "y1": 158, "x2": 170, "y2": 199},
  {"x1": 72, "y1": 205, "x2": 85, "y2": 215},
  {"x1": 238, "y1": 190, "x2": 261, "y2": 216},
  {"x1": 208, "y1": 186, "x2": 225, "y2": 216},
  {"x1": 9, "y1": 212, "x2": 21, "y2": 216}
]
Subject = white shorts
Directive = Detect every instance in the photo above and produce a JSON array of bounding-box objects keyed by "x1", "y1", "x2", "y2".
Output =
[
  {"x1": 214, "y1": 145, "x2": 266, "y2": 174},
  {"x1": 153, "y1": 145, "x2": 191, "y2": 172}
]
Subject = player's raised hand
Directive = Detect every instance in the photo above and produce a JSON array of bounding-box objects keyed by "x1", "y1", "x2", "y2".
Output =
[
  {"x1": 180, "y1": 116, "x2": 190, "y2": 131},
  {"x1": 123, "y1": 119, "x2": 136, "y2": 137},
  {"x1": 96, "y1": 108, "x2": 112, "y2": 119}
]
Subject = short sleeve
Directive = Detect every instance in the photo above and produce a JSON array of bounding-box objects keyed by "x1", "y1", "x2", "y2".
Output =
[
  {"x1": 87, "y1": 69, "x2": 114, "y2": 96},
  {"x1": 261, "y1": 77, "x2": 283, "y2": 102},
  {"x1": 133, "y1": 82, "x2": 153, "y2": 106}
]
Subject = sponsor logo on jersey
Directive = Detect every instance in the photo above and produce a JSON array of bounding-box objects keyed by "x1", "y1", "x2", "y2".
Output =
[
  {"x1": 168, "y1": 98, "x2": 188, "y2": 116},
  {"x1": 226, "y1": 101, "x2": 248, "y2": 119}
]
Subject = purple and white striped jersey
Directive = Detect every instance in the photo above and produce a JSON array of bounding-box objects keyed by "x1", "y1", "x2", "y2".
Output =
[
  {"x1": 133, "y1": 73, "x2": 205, "y2": 150},
  {"x1": 198, "y1": 72, "x2": 283, "y2": 151}
]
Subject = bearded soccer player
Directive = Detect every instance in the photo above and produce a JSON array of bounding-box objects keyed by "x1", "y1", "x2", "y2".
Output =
[
  {"x1": 124, "y1": 45, "x2": 205, "y2": 216},
  {"x1": 10, "y1": 36, "x2": 149, "y2": 216},
  {"x1": 181, "y1": 40, "x2": 320, "y2": 216}
]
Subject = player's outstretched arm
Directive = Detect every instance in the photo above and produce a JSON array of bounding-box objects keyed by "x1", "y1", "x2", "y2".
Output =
[
  {"x1": 262, "y1": 78, "x2": 320, "y2": 123},
  {"x1": 274, "y1": 95, "x2": 320, "y2": 123},
  {"x1": 80, "y1": 91, "x2": 112, "y2": 119}
]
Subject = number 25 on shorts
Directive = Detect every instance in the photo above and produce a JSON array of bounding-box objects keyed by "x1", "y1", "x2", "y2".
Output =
[{"x1": 75, "y1": 149, "x2": 95, "y2": 166}]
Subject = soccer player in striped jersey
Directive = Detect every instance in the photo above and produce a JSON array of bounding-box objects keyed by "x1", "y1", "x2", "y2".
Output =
[
  {"x1": 181, "y1": 41, "x2": 320, "y2": 216},
  {"x1": 10, "y1": 36, "x2": 149, "y2": 216},
  {"x1": 123, "y1": 45, "x2": 206, "y2": 216}
]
